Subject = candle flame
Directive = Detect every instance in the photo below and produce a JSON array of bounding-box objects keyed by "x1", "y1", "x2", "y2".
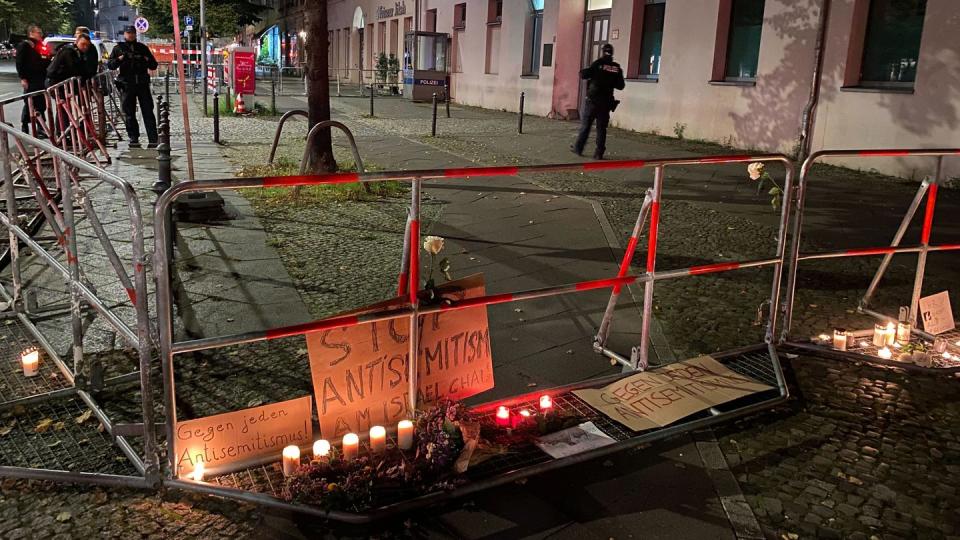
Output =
[
  {"x1": 370, "y1": 425, "x2": 386, "y2": 438},
  {"x1": 519, "y1": 409, "x2": 532, "y2": 417},
  {"x1": 343, "y1": 433, "x2": 359, "y2": 445},
  {"x1": 282, "y1": 445, "x2": 300, "y2": 459},
  {"x1": 313, "y1": 439, "x2": 330, "y2": 457},
  {"x1": 496, "y1": 406, "x2": 510, "y2": 419},
  {"x1": 191, "y1": 461, "x2": 205, "y2": 482},
  {"x1": 539, "y1": 395, "x2": 553, "y2": 409},
  {"x1": 398, "y1": 419, "x2": 413, "y2": 429}
]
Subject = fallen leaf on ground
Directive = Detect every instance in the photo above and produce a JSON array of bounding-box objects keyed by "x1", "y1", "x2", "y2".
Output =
[
  {"x1": 55, "y1": 511, "x2": 72, "y2": 522},
  {"x1": 0, "y1": 420, "x2": 16, "y2": 436},
  {"x1": 35, "y1": 418, "x2": 54, "y2": 433},
  {"x1": 75, "y1": 409, "x2": 93, "y2": 424}
]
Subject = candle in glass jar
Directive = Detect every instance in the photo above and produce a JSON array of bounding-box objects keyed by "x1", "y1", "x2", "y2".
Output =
[
  {"x1": 495, "y1": 406, "x2": 511, "y2": 427},
  {"x1": 342, "y1": 433, "x2": 359, "y2": 461},
  {"x1": 282, "y1": 445, "x2": 300, "y2": 476},
  {"x1": 313, "y1": 439, "x2": 331, "y2": 460},
  {"x1": 885, "y1": 323, "x2": 896, "y2": 346},
  {"x1": 872, "y1": 324, "x2": 888, "y2": 347},
  {"x1": 896, "y1": 322, "x2": 912, "y2": 344},
  {"x1": 877, "y1": 347, "x2": 893, "y2": 360},
  {"x1": 539, "y1": 395, "x2": 553, "y2": 411},
  {"x1": 832, "y1": 329, "x2": 848, "y2": 351},
  {"x1": 369, "y1": 425, "x2": 386, "y2": 454},
  {"x1": 933, "y1": 337, "x2": 948, "y2": 354},
  {"x1": 397, "y1": 420, "x2": 414, "y2": 450},
  {"x1": 21, "y1": 348, "x2": 39, "y2": 377}
]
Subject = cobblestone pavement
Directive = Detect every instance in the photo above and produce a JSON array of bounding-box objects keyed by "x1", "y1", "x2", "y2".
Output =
[{"x1": 717, "y1": 356, "x2": 960, "y2": 540}]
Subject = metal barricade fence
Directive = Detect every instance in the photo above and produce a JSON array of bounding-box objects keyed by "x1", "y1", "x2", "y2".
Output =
[
  {"x1": 0, "y1": 80, "x2": 158, "y2": 487},
  {"x1": 781, "y1": 149, "x2": 960, "y2": 367},
  {"x1": 152, "y1": 154, "x2": 793, "y2": 521}
]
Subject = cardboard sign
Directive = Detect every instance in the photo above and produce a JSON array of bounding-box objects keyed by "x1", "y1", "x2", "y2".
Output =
[
  {"x1": 573, "y1": 356, "x2": 772, "y2": 432},
  {"x1": 919, "y1": 291, "x2": 955, "y2": 335},
  {"x1": 174, "y1": 396, "x2": 313, "y2": 477},
  {"x1": 307, "y1": 275, "x2": 494, "y2": 438}
]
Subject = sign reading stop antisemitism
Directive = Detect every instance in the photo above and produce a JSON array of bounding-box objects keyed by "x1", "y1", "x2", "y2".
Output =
[
  {"x1": 306, "y1": 275, "x2": 495, "y2": 438},
  {"x1": 174, "y1": 396, "x2": 313, "y2": 477}
]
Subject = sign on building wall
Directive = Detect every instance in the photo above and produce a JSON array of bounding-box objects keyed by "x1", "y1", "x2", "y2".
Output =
[{"x1": 377, "y1": 1, "x2": 407, "y2": 20}]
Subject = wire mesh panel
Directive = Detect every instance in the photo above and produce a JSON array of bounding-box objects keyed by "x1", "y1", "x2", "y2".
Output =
[{"x1": 0, "y1": 317, "x2": 71, "y2": 405}]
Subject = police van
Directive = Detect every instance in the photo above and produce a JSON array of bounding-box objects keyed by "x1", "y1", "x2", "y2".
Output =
[{"x1": 44, "y1": 34, "x2": 111, "y2": 66}]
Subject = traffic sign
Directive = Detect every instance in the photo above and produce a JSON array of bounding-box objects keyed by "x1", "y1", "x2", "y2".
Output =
[
  {"x1": 186, "y1": 25, "x2": 194, "y2": 31},
  {"x1": 134, "y1": 17, "x2": 149, "y2": 34},
  {"x1": 185, "y1": 16, "x2": 194, "y2": 26}
]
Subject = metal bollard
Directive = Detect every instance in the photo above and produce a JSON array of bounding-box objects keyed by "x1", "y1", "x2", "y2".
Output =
[
  {"x1": 369, "y1": 85, "x2": 374, "y2": 116},
  {"x1": 155, "y1": 95, "x2": 163, "y2": 129},
  {"x1": 213, "y1": 91, "x2": 220, "y2": 144},
  {"x1": 518, "y1": 92, "x2": 525, "y2": 135},
  {"x1": 271, "y1": 77, "x2": 276, "y2": 115},
  {"x1": 153, "y1": 101, "x2": 172, "y2": 193},
  {"x1": 431, "y1": 92, "x2": 438, "y2": 137},
  {"x1": 445, "y1": 82, "x2": 451, "y2": 118},
  {"x1": 164, "y1": 72, "x2": 170, "y2": 103}
]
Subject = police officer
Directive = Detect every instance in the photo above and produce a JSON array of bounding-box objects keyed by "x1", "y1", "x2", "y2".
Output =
[
  {"x1": 108, "y1": 25, "x2": 158, "y2": 147},
  {"x1": 15, "y1": 25, "x2": 51, "y2": 135},
  {"x1": 572, "y1": 43, "x2": 625, "y2": 160},
  {"x1": 73, "y1": 26, "x2": 100, "y2": 81},
  {"x1": 47, "y1": 34, "x2": 94, "y2": 86}
]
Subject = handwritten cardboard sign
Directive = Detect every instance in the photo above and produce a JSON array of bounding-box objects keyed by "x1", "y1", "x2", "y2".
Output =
[
  {"x1": 174, "y1": 395, "x2": 313, "y2": 478},
  {"x1": 919, "y1": 291, "x2": 955, "y2": 335},
  {"x1": 573, "y1": 356, "x2": 772, "y2": 432},
  {"x1": 306, "y1": 274, "x2": 494, "y2": 438}
]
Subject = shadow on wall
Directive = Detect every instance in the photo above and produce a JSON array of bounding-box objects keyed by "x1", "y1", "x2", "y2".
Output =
[{"x1": 730, "y1": 0, "x2": 959, "y2": 157}]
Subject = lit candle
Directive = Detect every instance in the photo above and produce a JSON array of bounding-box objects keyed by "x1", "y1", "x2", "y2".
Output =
[
  {"x1": 832, "y1": 329, "x2": 848, "y2": 351},
  {"x1": 313, "y1": 439, "x2": 330, "y2": 460},
  {"x1": 877, "y1": 347, "x2": 892, "y2": 360},
  {"x1": 495, "y1": 406, "x2": 511, "y2": 427},
  {"x1": 539, "y1": 395, "x2": 553, "y2": 411},
  {"x1": 519, "y1": 409, "x2": 532, "y2": 420},
  {"x1": 817, "y1": 333, "x2": 831, "y2": 343},
  {"x1": 369, "y1": 425, "x2": 386, "y2": 454},
  {"x1": 190, "y1": 461, "x2": 205, "y2": 482},
  {"x1": 896, "y1": 321, "x2": 912, "y2": 345},
  {"x1": 397, "y1": 420, "x2": 414, "y2": 450},
  {"x1": 342, "y1": 433, "x2": 359, "y2": 461},
  {"x1": 282, "y1": 445, "x2": 300, "y2": 476},
  {"x1": 872, "y1": 324, "x2": 887, "y2": 347},
  {"x1": 21, "y1": 348, "x2": 39, "y2": 377},
  {"x1": 885, "y1": 323, "x2": 896, "y2": 346}
]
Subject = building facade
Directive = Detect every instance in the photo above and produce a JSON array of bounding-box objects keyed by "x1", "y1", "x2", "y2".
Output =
[
  {"x1": 325, "y1": 0, "x2": 956, "y2": 179},
  {"x1": 95, "y1": 0, "x2": 138, "y2": 40}
]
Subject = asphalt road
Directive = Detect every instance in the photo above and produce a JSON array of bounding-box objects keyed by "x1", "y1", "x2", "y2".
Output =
[{"x1": 0, "y1": 61, "x2": 28, "y2": 126}]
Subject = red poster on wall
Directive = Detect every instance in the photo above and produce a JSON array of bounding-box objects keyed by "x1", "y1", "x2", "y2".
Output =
[{"x1": 232, "y1": 49, "x2": 256, "y2": 96}]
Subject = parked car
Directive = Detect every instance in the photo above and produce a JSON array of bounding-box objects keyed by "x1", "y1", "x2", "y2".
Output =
[
  {"x1": 0, "y1": 43, "x2": 14, "y2": 60},
  {"x1": 44, "y1": 35, "x2": 110, "y2": 66}
]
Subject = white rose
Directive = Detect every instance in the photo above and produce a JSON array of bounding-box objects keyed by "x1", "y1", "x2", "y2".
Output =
[
  {"x1": 747, "y1": 162, "x2": 765, "y2": 181},
  {"x1": 422, "y1": 236, "x2": 444, "y2": 255}
]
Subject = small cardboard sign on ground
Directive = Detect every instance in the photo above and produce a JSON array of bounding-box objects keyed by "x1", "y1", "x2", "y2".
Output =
[
  {"x1": 306, "y1": 275, "x2": 494, "y2": 438},
  {"x1": 919, "y1": 291, "x2": 955, "y2": 335},
  {"x1": 573, "y1": 356, "x2": 772, "y2": 432},
  {"x1": 174, "y1": 395, "x2": 313, "y2": 478}
]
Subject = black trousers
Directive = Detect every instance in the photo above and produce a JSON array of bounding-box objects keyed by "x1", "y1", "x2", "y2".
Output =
[
  {"x1": 574, "y1": 99, "x2": 611, "y2": 157},
  {"x1": 21, "y1": 80, "x2": 46, "y2": 133},
  {"x1": 121, "y1": 83, "x2": 157, "y2": 142}
]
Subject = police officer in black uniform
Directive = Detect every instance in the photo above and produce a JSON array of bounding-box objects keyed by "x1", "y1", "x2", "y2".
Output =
[
  {"x1": 107, "y1": 25, "x2": 158, "y2": 147},
  {"x1": 15, "y1": 25, "x2": 51, "y2": 135},
  {"x1": 572, "y1": 43, "x2": 625, "y2": 160}
]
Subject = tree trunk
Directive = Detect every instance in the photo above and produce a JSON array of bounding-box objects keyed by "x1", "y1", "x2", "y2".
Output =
[{"x1": 305, "y1": 0, "x2": 337, "y2": 173}]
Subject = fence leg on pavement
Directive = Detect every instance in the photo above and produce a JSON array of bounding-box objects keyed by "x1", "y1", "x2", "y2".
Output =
[
  {"x1": 635, "y1": 166, "x2": 665, "y2": 370},
  {"x1": 909, "y1": 156, "x2": 942, "y2": 326},
  {"x1": 431, "y1": 93, "x2": 438, "y2": 137},
  {"x1": 271, "y1": 78, "x2": 276, "y2": 114},
  {"x1": 518, "y1": 92, "x2": 525, "y2": 134}
]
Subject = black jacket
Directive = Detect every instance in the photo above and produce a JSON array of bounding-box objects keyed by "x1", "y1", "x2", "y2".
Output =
[
  {"x1": 107, "y1": 41, "x2": 158, "y2": 86},
  {"x1": 46, "y1": 44, "x2": 86, "y2": 86},
  {"x1": 580, "y1": 57, "x2": 625, "y2": 108},
  {"x1": 15, "y1": 38, "x2": 51, "y2": 84}
]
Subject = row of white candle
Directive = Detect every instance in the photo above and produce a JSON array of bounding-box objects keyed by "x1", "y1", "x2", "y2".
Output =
[{"x1": 280, "y1": 419, "x2": 415, "y2": 477}]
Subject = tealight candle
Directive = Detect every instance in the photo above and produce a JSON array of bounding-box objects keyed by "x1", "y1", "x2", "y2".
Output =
[
  {"x1": 832, "y1": 329, "x2": 848, "y2": 351},
  {"x1": 21, "y1": 348, "x2": 39, "y2": 377},
  {"x1": 539, "y1": 395, "x2": 553, "y2": 411},
  {"x1": 877, "y1": 347, "x2": 892, "y2": 360},
  {"x1": 190, "y1": 461, "x2": 205, "y2": 482},
  {"x1": 512, "y1": 409, "x2": 532, "y2": 428},
  {"x1": 397, "y1": 420, "x2": 414, "y2": 450},
  {"x1": 369, "y1": 425, "x2": 386, "y2": 454},
  {"x1": 495, "y1": 406, "x2": 511, "y2": 427},
  {"x1": 342, "y1": 433, "x2": 359, "y2": 461},
  {"x1": 282, "y1": 445, "x2": 300, "y2": 476},
  {"x1": 313, "y1": 439, "x2": 330, "y2": 460}
]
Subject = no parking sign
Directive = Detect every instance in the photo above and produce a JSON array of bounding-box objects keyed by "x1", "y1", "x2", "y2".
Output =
[{"x1": 134, "y1": 17, "x2": 149, "y2": 34}]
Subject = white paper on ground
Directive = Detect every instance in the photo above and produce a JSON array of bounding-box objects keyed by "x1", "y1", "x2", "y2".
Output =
[{"x1": 535, "y1": 421, "x2": 616, "y2": 459}]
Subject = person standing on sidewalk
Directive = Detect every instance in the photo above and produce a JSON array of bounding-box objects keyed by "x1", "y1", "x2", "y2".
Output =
[
  {"x1": 572, "y1": 43, "x2": 624, "y2": 160},
  {"x1": 73, "y1": 26, "x2": 100, "y2": 81},
  {"x1": 15, "y1": 25, "x2": 51, "y2": 136},
  {"x1": 108, "y1": 26, "x2": 158, "y2": 147}
]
